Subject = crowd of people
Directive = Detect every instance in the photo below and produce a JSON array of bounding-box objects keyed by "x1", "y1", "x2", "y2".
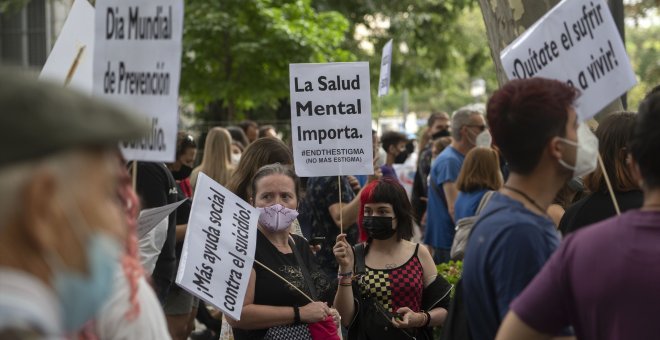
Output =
[{"x1": 1, "y1": 67, "x2": 659, "y2": 340}]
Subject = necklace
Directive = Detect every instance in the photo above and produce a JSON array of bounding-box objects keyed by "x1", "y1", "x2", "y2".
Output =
[{"x1": 503, "y1": 185, "x2": 547, "y2": 214}]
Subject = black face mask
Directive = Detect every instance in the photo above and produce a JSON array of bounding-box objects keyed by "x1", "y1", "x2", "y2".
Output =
[
  {"x1": 431, "y1": 129, "x2": 450, "y2": 140},
  {"x1": 394, "y1": 150, "x2": 409, "y2": 164},
  {"x1": 171, "y1": 164, "x2": 192, "y2": 180},
  {"x1": 363, "y1": 216, "x2": 396, "y2": 240}
]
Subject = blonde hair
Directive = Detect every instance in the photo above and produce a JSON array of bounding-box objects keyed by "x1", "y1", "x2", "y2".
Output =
[
  {"x1": 456, "y1": 148, "x2": 503, "y2": 192},
  {"x1": 192, "y1": 127, "x2": 234, "y2": 188}
]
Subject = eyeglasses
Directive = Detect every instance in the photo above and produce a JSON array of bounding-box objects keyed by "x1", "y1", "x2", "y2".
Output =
[{"x1": 466, "y1": 124, "x2": 487, "y2": 132}]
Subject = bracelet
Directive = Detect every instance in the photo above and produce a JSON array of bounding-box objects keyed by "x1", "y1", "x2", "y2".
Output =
[
  {"x1": 422, "y1": 311, "x2": 431, "y2": 327},
  {"x1": 293, "y1": 306, "x2": 301, "y2": 323},
  {"x1": 337, "y1": 271, "x2": 353, "y2": 277},
  {"x1": 339, "y1": 282, "x2": 352, "y2": 287}
]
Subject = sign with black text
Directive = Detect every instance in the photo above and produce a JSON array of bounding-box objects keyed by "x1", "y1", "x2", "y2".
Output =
[
  {"x1": 176, "y1": 173, "x2": 258, "y2": 321},
  {"x1": 93, "y1": 0, "x2": 184, "y2": 162},
  {"x1": 290, "y1": 62, "x2": 374, "y2": 177},
  {"x1": 378, "y1": 39, "x2": 393, "y2": 97},
  {"x1": 500, "y1": 0, "x2": 635, "y2": 121}
]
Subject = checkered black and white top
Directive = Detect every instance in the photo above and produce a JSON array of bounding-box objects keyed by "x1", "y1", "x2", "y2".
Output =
[{"x1": 358, "y1": 244, "x2": 424, "y2": 313}]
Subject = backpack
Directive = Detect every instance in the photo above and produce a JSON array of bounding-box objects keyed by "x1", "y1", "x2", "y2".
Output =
[{"x1": 450, "y1": 191, "x2": 495, "y2": 260}]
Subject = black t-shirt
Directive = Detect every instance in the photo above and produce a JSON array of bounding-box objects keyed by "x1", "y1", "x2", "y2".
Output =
[
  {"x1": 559, "y1": 190, "x2": 643, "y2": 235},
  {"x1": 232, "y1": 231, "x2": 332, "y2": 340},
  {"x1": 136, "y1": 162, "x2": 178, "y2": 289}
]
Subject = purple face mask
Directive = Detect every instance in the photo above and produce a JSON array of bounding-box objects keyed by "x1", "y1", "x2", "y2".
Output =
[{"x1": 257, "y1": 204, "x2": 299, "y2": 232}]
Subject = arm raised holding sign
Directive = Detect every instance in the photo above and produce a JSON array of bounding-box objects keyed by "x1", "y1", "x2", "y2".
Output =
[{"x1": 227, "y1": 164, "x2": 340, "y2": 338}]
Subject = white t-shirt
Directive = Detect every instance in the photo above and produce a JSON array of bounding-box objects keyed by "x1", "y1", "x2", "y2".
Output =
[
  {"x1": 138, "y1": 217, "x2": 169, "y2": 275},
  {"x1": 95, "y1": 270, "x2": 171, "y2": 340}
]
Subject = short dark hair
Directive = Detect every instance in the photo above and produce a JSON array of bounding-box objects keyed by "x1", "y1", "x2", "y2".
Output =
[
  {"x1": 250, "y1": 163, "x2": 300, "y2": 203},
  {"x1": 584, "y1": 112, "x2": 638, "y2": 192},
  {"x1": 359, "y1": 178, "x2": 414, "y2": 241},
  {"x1": 380, "y1": 131, "x2": 408, "y2": 153},
  {"x1": 176, "y1": 132, "x2": 196, "y2": 158},
  {"x1": 428, "y1": 111, "x2": 449, "y2": 127},
  {"x1": 226, "y1": 126, "x2": 249, "y2": 149},
  {"x1": 631, "y1": 91, "x2": 660, "y2": 189},
  {"x1": 487, "y1": 78, "x2": 579, "y2": 175},
  {"x1": 238, "y1": 120, "x2": 257, "y2": 132}
]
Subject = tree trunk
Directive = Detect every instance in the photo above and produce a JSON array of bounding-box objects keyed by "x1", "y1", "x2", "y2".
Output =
[{"x1": 478, "y1": 0, "x2": 624, "y2": 118}]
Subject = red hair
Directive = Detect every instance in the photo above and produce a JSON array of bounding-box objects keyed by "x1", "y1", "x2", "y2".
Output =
[{"x1": 487, "y1": 78, "x2": 579, "y2": 174}]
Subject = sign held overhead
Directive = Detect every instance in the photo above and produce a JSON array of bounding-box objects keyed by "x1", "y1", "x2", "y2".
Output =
[
  {"x1": 290, "y1": 62, "x2": 374, "y2": 177},
  {"x1": 93, "y1": 0, "x2": 184, "y2": 162},
  {"x1": 500, "y1": 0, "x2": 636, "y2": 121}
]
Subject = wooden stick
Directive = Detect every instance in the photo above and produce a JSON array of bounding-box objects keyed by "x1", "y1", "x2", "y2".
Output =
[
  {"x1": 597, "y1": 154, "x2": 621, "y2": 215},
  {"x1": 338, "y1": 176, "x2": 343, "y2": 234},
  {"x1": 132, "y1": 160, "x2": 138, "y2": 191},
  {"x1": 254, "y1": 259, "x2": 314, "y2": 303},
  {"x1": 64, "y1": 45, "x2": 86, "y2": 87}
]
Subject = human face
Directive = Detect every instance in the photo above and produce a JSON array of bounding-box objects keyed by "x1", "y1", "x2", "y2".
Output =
[
  {"x1": 389, "y1": 141, "x2": 407, "y2": 157},
  {"x1": 246, "y1": 126, "x2": 258, "y2": 142},
  {"x1": 178, "y1": 147, "x2": 196, "y2": 168},
  {"x1": 372, "y1": 134, "x2": 381, "y2": 159},
  {"x1": 557, "y1": 107, "x2": 580, "y2": 170},
  {"x1": 263, "y1": 128, "x2": 277, "y2": 139},
  {"x1": 429, "y1": 118, "x2": 450, "y2": 137},
  {"x1": 253, "y1": 174, "x2": 297, "y2": 210},
  {"x1": 52, "y1": 152, "x2": 125, "y2": 275},
  {"x1": 363, "y1": 202, "x2": 398, "y2": 230},
  {"x1": 463, "y1": 114, "x2": 486, "y2": 145},
  {"x1": 231, "y1": 144, "x2": 242, "y2": 157}
]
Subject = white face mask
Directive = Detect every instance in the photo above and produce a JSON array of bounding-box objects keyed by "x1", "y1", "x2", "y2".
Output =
[
  {"x1": 558, "y1": 123, "x2": 599, "y2": 178},
  {"x1": 231, "y1": 153, "x2": 241, "y2": 165},
  {"x1": 476, "y1": 130, "x2": 492, "y2": 148}
]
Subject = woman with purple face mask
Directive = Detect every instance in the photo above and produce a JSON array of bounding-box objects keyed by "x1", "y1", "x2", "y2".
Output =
[{"x1": 226, "y1": 163, "x2": 339, "y2": 340}]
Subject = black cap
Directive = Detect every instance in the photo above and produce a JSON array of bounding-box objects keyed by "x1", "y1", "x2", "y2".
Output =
[{"x1": 0, "y1": 68, "x2": 147, "y2": 167}]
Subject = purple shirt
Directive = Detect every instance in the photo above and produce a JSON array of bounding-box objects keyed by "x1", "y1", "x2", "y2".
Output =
[
  {"x1": 380, "y1": 164, "x2": 399, "y2": 182},
  {"x1": 511, "y1": 210, "x2": 660, "y2": 340}
]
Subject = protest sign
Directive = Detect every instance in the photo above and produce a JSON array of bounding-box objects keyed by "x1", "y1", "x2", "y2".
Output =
[
  {"x1": 40, "y1": 0, "x2": 94, "y2": 94},
  {"x1": 500, "y1": 0, "x2": 636, "y2": 121},
  {"x1": 93, "y1": 0, "x2": 184, "y2": 162},
  {"x1": 176, "y1": 172, "x2": 258, "y2": 321},
  {"x1": 137, "y1": 199, "x2": 187, "y2": 239},
  {"x1": 378, "y1": 39, "x2": 393, "y2": 97},
  {"x1": 290, "y1": 62, "x2": 374, "y2": 177}
]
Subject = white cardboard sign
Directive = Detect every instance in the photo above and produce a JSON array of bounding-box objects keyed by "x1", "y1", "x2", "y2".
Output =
[
  {"x1": 378, "y1": 39, "x2": 393, "y2": 97},
  {"x1": 93, "y1": 0, "x2": 184, "y2": 162},
  {"x1": 176, "y1": 172, "x2": 258, "y2": 321},
  {"x1": 500, "y1": 0, "x2": 636, "y2": 121},
  {"x1": 39, "y1": 0, "x2": 94, "y2": 94},
  {"x1": 290, "y1": 62, "x2": 374, "y2": 177}
]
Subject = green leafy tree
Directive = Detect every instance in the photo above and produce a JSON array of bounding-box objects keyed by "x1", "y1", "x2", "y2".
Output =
[
  {"x1": 181, "y1": 0, "x2": 352, "y2": 123},
  {"x1": 625, "y1": 22, "x2": 660, "y2": 110}
]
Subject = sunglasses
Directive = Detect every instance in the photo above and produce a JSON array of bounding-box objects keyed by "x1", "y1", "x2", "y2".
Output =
[{"x1": 466, "y1": 124, "x2": 487, "y2": 132}]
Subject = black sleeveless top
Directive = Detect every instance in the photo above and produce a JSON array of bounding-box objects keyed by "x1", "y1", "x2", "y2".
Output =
[{"x1": 232, "y1": 231, "x2": 332, "y2": 340}]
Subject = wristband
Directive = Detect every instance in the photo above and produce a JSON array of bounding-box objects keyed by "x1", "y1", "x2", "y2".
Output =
[
  {"x1": 339, "y1": 282, "x2": 352, "y2": 287},
  {"x1": 422, "y1": 311, "x2": 431, "y2": 327},
  {"x1": 293, "y1": 306, "x2": 301, "y2": 323},
  {"x1": 337, "y1": 271, "x2": 353, "y2": 277}
]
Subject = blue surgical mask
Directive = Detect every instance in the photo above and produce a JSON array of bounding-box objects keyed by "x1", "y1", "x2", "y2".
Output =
[{"x1": 51, "y1": 233, "x2": 121, "y2": 332}]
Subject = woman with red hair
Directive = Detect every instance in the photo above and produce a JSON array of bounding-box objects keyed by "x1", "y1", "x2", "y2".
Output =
[{"x1": 333, "y1": 178, "x2": 452, "y2": 340}]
